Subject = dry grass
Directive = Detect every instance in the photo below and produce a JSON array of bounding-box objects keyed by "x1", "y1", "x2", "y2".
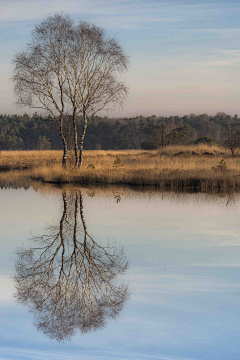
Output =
[
  {"x1": 0, "y1": 150, "x2": 62, "y2": 170},
  {"x1": 1, "y1": 145, "x2": 240, "y2": 191}
]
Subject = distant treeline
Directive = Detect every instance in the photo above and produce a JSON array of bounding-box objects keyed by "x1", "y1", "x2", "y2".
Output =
[{"x1": 1, "y1": 112, "x2": 240, "y2": 150}]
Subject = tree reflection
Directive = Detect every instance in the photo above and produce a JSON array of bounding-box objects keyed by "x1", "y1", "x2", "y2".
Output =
[{"x1": 15, "y1": 190, "x2": 129, "y2": 341}]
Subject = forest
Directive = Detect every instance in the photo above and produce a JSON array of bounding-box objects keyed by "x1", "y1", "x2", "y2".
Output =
[{"x1": 0, "y1": 112, "x2": 240, "y2": 151}]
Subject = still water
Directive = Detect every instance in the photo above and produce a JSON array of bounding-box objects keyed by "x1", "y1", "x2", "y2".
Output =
[{"x1": 1, "y1": 185, "x2": 240, "y2": 360}]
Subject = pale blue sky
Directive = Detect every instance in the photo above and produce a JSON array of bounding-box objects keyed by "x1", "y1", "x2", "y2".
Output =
[{"x1": 1, "y1": 0, "x2": 240, "y2": 116}]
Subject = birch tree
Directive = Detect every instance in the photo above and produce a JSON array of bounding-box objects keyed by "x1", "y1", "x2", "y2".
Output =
[
  {"x1": 12, "y1": 13, "x2": 129, "y2": 168},
  {"x1": 12, "y1": 14, "x2": 74, "y2": 167},
  {"x1": 65, "y1": 21, "x2": 129, "y2": 167}
]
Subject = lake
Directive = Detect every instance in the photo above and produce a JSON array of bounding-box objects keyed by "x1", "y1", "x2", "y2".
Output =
[{"x1": 1, "y1": 184, "x2": 240, "y2": 360}]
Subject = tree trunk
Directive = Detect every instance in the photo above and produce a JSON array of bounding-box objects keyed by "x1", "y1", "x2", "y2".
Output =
[
  {"x1": 73, "y1": 191, "x2": 79, "y2": 248},
  {"x1": 62, "y1": 137, "x2": 68, "y2": 168},
  {"x1": 60, "y1": 192, "x2": 67, "y2": 238},
  {"x1": 59, "y1": 123, "x2": 68, "y2": 168},
  {"x1": 79, "y1": 191, "x2": 88, "y2": 250},
  {"x1": 72, "y1": 108, "x2": 79, "y2": 167},
  {"x1": 78, "y1": 112, "x2": 88, "y2": 169}
]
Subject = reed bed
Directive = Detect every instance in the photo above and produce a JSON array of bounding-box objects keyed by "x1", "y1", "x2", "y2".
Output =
[
  {"x1": 0, "y1": 144, "x2": 231, "y2": 170},
  {"x1": 0, "y1": 150, "x2": 62, "y2": 170},
  {"x1": 1, "y1": 145, "x2": 240, "y2": 191}
]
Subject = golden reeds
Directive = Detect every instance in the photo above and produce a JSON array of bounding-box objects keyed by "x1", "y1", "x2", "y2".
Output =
[{"x1": 1, "y1": 145, "x2": 240, "y2": 191}]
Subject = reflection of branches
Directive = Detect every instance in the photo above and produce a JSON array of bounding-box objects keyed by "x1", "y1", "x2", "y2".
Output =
[
  {"x1": 15, "y1": 190, "x2": 129, "y2": 341},
  {"x1": 113, "y1": 192, "x2": 124, "y2": 203},
  {"x1": 87, "y1": 190, "x2": 96, "y2": 198}
]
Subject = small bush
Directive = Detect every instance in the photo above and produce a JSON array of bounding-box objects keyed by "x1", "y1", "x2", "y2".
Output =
[
  {"x1": 218, "y1": 158, "x2": 228, "y2": 171},
  {"x1": 113, "y1": 156, "x2": 124, "y2": 167},
  {"x1": 86, "y1": 163, "x2": 95, "y2": 171}
]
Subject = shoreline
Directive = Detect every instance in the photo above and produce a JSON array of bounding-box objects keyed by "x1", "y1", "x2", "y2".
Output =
[
  {"x1": 1, "y1": 169, "x2": 240, "y2": 193},
  {"x1": 1, "y1": 146, "x2": 240, "y2": 192}
]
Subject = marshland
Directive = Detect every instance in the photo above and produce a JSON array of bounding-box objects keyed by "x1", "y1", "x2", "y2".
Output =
[
  {"x1": 2, "y1": 111, "x2": 240, "y2": 191},
  {"x1": 1, "y1": 144, "x2": 240, "y2": 191}
]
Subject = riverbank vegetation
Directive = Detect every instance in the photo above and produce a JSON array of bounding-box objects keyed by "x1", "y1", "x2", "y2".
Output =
[{"x1": 1, "y1": 145, "x2": 240, "y2": 191}]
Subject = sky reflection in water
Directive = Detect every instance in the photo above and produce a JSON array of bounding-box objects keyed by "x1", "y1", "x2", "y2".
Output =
[{"x1": 0, "y1": 186, "x2": 240, "y2": 360}]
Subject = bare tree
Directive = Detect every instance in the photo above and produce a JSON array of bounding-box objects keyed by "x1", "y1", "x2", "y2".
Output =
[
  {"x1": 15, "y1": 190, "x2": 129, "y2": 341},
  {"x1": 62, "y1": 20, "x2": 129, "y2": 167},
  {"x1": 12, "y1": 14, "x2": 75, "y2": 167},
  {"x1": 225, "y1": 123, "x2": 240, "y2": 156},
  {"x1": 12, "y1": 13, "x2": 129, "y2": 168}
]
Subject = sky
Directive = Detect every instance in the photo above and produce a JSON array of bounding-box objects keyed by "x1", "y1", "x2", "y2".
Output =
[{"x1": 1, "y1": 0, "x2": 240, "y2": 117}]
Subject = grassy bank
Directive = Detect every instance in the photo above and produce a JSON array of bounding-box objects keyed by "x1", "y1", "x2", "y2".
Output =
[{"x1": 1, "y1": 145, "x2": 240, "y2": 191}]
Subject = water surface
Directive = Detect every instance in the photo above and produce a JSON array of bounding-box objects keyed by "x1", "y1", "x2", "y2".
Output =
[{"x1": 1, "y1": 185, "x2": 240, "y2": 360}]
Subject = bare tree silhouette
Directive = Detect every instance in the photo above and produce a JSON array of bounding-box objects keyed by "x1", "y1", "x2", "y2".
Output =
[
  {"x1": 12, "y1": 14, "x2": 129, "y2": 168},
  {"x1": 15, "y1": 190, "x2": 129, "y2": 341}
]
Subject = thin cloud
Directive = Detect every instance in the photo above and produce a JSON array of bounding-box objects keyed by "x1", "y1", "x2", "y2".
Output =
[
  {"x1": 193, "y1": 28, "x2": 240, "y2": 33},
  {"x1": 0, "y1": 0, "x2": 213, "y2": 29},
  {"x1": 0, "y1": 346, "x2": 200, "y2": 360}
]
